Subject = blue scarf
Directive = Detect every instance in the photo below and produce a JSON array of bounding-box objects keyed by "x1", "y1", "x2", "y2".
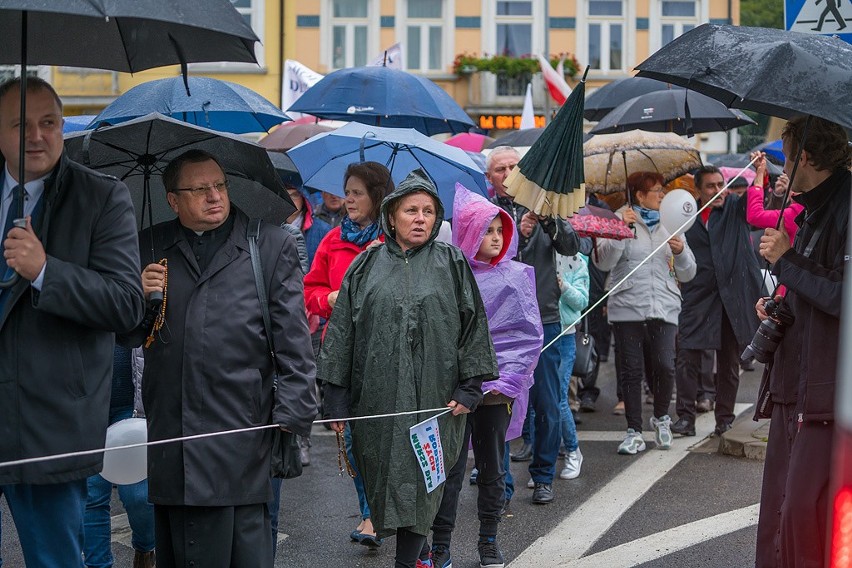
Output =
[
  {"x1": 633, "y1": 206, "x2": 660, "y2": 230},
  {"x1": 340, "y1": 215, "x2": 381, "y2": 246}
]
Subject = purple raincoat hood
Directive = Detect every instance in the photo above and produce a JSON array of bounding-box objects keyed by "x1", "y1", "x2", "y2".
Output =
[
  {"x1": 452, "y1": 183, "x2": 517, "y2": 268},
  {"x1": 452, "y1": 183, "x2": 543, "y2": 440}
]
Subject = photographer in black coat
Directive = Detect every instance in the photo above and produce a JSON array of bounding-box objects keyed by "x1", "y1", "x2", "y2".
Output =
[{"x1": 754, "y1": 116, "x2": 851, "y2": 568}]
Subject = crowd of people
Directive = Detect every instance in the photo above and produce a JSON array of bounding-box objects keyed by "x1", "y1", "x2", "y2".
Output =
[{"x1": 0, "y1": 74, "x2": 849, "y2": 568}]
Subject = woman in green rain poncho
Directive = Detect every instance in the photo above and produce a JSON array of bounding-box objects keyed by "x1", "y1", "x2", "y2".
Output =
[{"x1": 321, "y1": 169, "x2": 498, "y2": 568}]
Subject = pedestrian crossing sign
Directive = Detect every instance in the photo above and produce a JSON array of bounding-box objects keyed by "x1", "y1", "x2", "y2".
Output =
[{"x1": 785, "y1": 0, "x2": 852, "y2": 44}]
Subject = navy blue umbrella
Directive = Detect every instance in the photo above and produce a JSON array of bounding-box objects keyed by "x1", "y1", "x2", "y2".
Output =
[
  {"x1": 87, "y1": 77, "x2": 289, "y2": 134},
  {"x1": 287, "y1": 66, "x2": 475, "y2": 136}
]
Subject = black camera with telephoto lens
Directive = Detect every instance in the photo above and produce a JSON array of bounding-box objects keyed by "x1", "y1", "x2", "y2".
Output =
[{"x1": 740, "y1": 298, "x2": 794, "y2": 365}]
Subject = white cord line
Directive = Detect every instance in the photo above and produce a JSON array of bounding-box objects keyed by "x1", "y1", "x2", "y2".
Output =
[{"x1": 541, "y1": 157, "x2": 759, "y2": 353}]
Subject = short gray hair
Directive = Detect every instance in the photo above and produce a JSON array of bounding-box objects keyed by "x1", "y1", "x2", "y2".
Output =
[{"x1": 485, "y1": 146, "x2": 521, "y2": 171}]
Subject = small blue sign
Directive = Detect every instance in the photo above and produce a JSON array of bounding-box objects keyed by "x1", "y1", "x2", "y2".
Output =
[{"x1": 785, "y1": 0, "x2": 852, "y2": 44}]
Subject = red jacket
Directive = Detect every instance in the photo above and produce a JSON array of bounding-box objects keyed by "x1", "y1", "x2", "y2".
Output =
[{"x1": 304, "y1": 227, "x2": 383, "y2": 319}]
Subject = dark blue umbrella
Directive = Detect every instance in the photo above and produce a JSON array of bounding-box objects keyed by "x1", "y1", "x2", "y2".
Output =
[
  {"x1": 63, "y1": 115, "x2": 96, "y2": 134},
  {"x1": 87, "y1": 77, "x2": 289, "y2": 134},
  {"x1": 287, "y1": 122, "x2": 487, "y2": 217},
  {"x1": 287, "y1": 66, "x2": 475, "y2": 136},
  {"x1": 750, "y1": 140, "x2": 785, "y2": 164}
]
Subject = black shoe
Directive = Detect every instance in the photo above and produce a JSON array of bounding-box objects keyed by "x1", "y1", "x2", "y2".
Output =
[
  {"x1": 531, "y1": 483, "x2": 553, "y2": 504},
  {"x1": 477, "y1": 536, "x2": 505, "y2": 568},
  {"x1": 510, "y1": 443, "x2": 532, "y2": 462},
  {"x1": 579, "y1": 396, "x2": 597, "y2": 413},
  {"x1": 671, "y1": 418, "x2": 695, "y2": 437},
  {"x1": 299, "y1": 436, "x2": 311, "y2": 467},
  {"x1": 713, "y1": 423, "x2": 733, "y2": 437},
  {"x1": 571, "y1": 410, "x2": 583, "y2": 426}
]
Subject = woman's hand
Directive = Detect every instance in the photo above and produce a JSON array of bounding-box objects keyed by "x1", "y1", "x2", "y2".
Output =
[
  {"x1": 327, "y1": 290, "x2": 339, "y2": 309},
  {"x1": 773, "y1": 173, "x2": 789, "y2": 198},
  {"x1": 668, "y1": 236, "x2": 684, "y2": 255},
  {"x1": 750, "y1": 151, "x2": 766, "y2": 186},
  {"x1": 621, "y1": 208, "x2": 638, "y2": 225},
  {"x1": 330, "y1": 421, "x2": 346, "y2": 433},
  {"x1": 447, "y1": 400, "x2": 471, "y2": 416}
]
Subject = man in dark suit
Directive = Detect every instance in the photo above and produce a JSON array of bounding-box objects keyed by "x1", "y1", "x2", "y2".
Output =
[
  {"x1": 123, "y1": 149, "x2": 317, "y2": 567},
  {"x1": 0, "y1": 77, "x2": 145, "y2": 565}
]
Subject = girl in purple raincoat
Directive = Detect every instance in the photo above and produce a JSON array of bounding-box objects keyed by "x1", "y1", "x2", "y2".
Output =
[{"x1": 423, "y1": 184, "x2": 543, "y2": 567}]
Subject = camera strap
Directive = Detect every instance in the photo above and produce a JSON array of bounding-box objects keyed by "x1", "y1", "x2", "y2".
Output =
[{"x1": 797, "y1": 204, "x2": 830, "y2": 259}]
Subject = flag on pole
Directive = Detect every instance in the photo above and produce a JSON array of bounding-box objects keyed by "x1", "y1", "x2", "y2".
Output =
[
  {"x1": 282, "y1": 60, "x2": 324, "y2": 119},
  {"x1": 409, "y1": 415, "x2": 446, "y2": 493},
  {"x1": 536, "y1": 54, "x2": 571, "y2": 106},
  {"x1": 369, "y1": 43, "x2": 403, "y2": 69},
  {"x1": 520, "y1": 83, "x2": 535, "y2": 130}
]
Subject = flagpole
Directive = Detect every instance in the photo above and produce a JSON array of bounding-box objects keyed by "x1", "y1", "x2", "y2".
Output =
[{"x1": 543, "y1": 0, "x2": 551, "y2": 125}]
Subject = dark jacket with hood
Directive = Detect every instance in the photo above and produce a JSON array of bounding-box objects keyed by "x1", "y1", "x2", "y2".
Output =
[
  {"x1": 0, "y1": 151, "x2": 144, "y2": 484},
  {"x1": 490, "y1": 195, "x2": 580, "y2": 325},
  {"x1": 767, "y1": 169, "x2": 850, "y2": 421},
  {"x1": 320, "y1": 169, "x2": 497, "y2": 538}
]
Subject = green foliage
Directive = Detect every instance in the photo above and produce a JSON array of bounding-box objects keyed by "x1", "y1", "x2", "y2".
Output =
[
  {"x1": 452, "y1": 53, "x2": 580, "y2": 78},
  {"x1": 740, "y1": 0, "x2": 784, "y2": 29}
]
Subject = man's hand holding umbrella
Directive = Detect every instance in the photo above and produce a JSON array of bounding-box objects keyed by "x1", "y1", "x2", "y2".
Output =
[{"x1": 3, "y1": 216, "x2": 44, "y2": 280}]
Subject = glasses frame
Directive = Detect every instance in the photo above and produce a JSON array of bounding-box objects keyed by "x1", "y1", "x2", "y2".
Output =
[{"x1": 172, "y1": 180, "x2": 229, "y2": 197}]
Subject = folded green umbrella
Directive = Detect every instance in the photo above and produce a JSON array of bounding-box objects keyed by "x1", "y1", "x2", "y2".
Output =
[{"x1": 505, "y1": 67, "x2": 589, "y2": 219}]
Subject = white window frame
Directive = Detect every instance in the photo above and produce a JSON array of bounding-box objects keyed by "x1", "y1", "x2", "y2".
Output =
[
  {"x1": 576, "y1": 0, "x2": 634, "y2": 77},
  {"x1": 481, "y1": 0, "x2": 544, "y2": 103},
  {"x1": 397, "y1": 0, "x2": 454, "y2": 73},
  {"x1": 191, "y1": 0, "x2": 265, "y2": 72},
  {"x1": 321, "y1": 0, "x2": 380, "y2": 70},
  {"x1": 649, "y1": 0, "x2": 708, "y2": 53}
]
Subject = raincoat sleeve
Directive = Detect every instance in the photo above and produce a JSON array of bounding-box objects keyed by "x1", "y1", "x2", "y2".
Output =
[
  {"x1": 481, "y1": 265, "x2": 543, "y2": 399},
  {"x1": 303, "y1": 236, "x2": 335, "y2": 319},
  {"x1": 673, "y1": 236, "x2": 697, "y2": 282},
  {"x1": 451, "y1": 257, "x2": 498, "y2": 410},
  {"x1": 270, "y1": 231, "x2": 318, "y2": 437}
]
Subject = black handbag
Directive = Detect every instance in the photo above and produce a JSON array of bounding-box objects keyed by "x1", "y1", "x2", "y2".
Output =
[
  {"x1": 572, "y1": 317, "x2": 598, "y2": 383},
  {"x1": 247, "y1": 219, "x2": 303, "y2": 480}
]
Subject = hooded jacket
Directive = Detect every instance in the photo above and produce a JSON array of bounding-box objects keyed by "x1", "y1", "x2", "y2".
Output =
[
  {"x1": 319, "y1": 169, "x2": 497, "y2": 537},
  {"x1": 452, "y1": 183, "x2": 543, "y2": 440}
]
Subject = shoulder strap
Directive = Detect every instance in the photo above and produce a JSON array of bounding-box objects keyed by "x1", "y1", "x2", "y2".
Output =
[{"x1": 247, "y1": 218, "x2": 279, "y2": 378}]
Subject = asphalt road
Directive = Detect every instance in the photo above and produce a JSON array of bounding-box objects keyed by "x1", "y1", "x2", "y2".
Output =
[{"x1": 0, "y1": 354, "x2": 765, "y2": 568}]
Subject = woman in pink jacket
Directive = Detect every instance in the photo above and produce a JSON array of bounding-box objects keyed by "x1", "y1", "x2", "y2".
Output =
[{"x1": 746, "y1": 151, "x2": 804, "y2": 243}]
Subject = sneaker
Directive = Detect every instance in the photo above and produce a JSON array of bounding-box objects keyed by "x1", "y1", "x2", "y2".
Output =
[
  {"x1": 469, "y1": 467, "x2": 478, "y2": 485},
  {"x1": 416, "y1": 559, "x2": 433, "y2": 568},
  {"x1": 671, "y1": 417, "x2": 696, "y2": 436},
  {"x1": 617, "y1": 429, "x2": 647, "y2": 455},
  {"x1": 650, "y1": 415, "x2": 673, "y2": 450},
  {"x1": 478, "y1": 536, "x2": 505, "y2": 568},
  {"x1": 431, "y1": 544, "x2": 452, "y2": 568},
  {"x1": 579, "y1": 396, "x2": 597, "y2": 413},
  {"x1": 612, "y1": 401, "x2": 625, "y2": 415},
  {"x1": 559, "y1": 447, "x2": 583, "y2": 479},
  {"x1": 526, "y1": 478, "x2": 535, "y2": 489}
]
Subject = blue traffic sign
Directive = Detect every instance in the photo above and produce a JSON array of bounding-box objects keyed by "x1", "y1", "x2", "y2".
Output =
[{"x1": 785, "y1": 0, "x2": 852, "y2": 44}]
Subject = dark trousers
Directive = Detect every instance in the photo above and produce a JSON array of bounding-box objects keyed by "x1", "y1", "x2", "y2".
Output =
[
  {"x1": 756, "y1": 401, "x2": 797, "y2": 568},
  {"x1": 396, "y1": 528, "x2": 427, "y2": 568},
  {"x1": 780, "y1": 422, "x2": 833, "y2": 568},
  {"x1": 154, "y1": 503, "x2": 272, "y2": 568},
  {"x1": 676, "y1": 309, "x2": 740, "y2": 428},
  {"x1": 0, "y1": 479, "x2": 88, "y2": 568},
  {"x1": 529, "y1": 322, "x2": 563, "y2": 482},
  {"x1": 611, "y1": 320, "x2": 677, "y2": 432},
  {"x1": 579, "y1": 300, "x2": 610, "y2": 402},
  {"x1": 431, "y1": 404, "x2": 512, "y2": 549}
]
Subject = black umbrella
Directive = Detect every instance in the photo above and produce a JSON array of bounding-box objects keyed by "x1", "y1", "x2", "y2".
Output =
[
  {"x1": 504, "y1": 68, "x2": 590, "y2": 219},
  {"x1": 266, "y1": 150, "x2": 303, "y2": 188},
  {"x1": 486, "y1": 128, "x2": 592, "y2": 150},
  {"x1": 64, "y1": 114, "x2": 296, "y2": 262},
  {"x1": 584, "y1": 77, "x2": 683, "y2": 122},
  {"x1": 635, "y1": 24, "x2": 852, "y2": 130},
  {"x1": 590, "y1": 89, "x2": 755, "y2": 135},
  {"x1": 0, "y1": 0, "x2": 259, "y2": 288}
]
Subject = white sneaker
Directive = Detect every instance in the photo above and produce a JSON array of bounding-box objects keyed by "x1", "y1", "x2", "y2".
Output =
[
  {"x1": 526, "y1": 478, "x2": 535, "y2": 489},
  {"x1": 559, "y1": 447, "x2": 583, "y2": 479},
  {"x1": 617, "y1": 429, "x2": 647, "y2": 455},
  {"x1": 650, "y1": 415, "x2": 673, "y2": 450}
]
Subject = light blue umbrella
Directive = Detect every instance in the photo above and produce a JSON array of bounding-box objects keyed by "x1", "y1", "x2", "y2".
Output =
[
  {"x1": 287, "y1": 122, "x2": 488, "y2": 218},
  {"x1": 87, "y1": 76, "x2": 289, "y2": 134},
  {"x1": 63, "y1": 115, "x2": 97, "y2": 134}
]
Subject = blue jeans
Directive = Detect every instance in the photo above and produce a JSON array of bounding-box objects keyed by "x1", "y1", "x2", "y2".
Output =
[
  {"x1": 559, "y1": 333, "x2": 579, "y2": 452},
  {"x1": 345, "y1": 424, "x2": 371, "y2": 521},
  {"x1": 0, "y1": 479, "x2": 88, "y2": 568},
  {"x1": 528, "y1": 323, "x2": 563, "y2": 483},
  {"x1": 84, "y1": 407, "x2": 154, "y2": 567},
  {"x1": 503, "y1": 442, "x2": 514, "y2": 502}
]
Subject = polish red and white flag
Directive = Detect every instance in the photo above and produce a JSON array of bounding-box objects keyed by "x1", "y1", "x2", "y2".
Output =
[{"x1": 536, "y1": 54, "x2": 571, "y2": 106}]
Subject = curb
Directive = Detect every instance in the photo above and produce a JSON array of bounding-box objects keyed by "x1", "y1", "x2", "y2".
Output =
[{"x1": 718, "y1": 411, "x2": 769, "y2": 461}]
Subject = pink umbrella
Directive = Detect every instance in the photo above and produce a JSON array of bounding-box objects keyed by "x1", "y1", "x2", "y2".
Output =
[{"x1": 444, "y1": 132, "x2": 495, "y2": 153}]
